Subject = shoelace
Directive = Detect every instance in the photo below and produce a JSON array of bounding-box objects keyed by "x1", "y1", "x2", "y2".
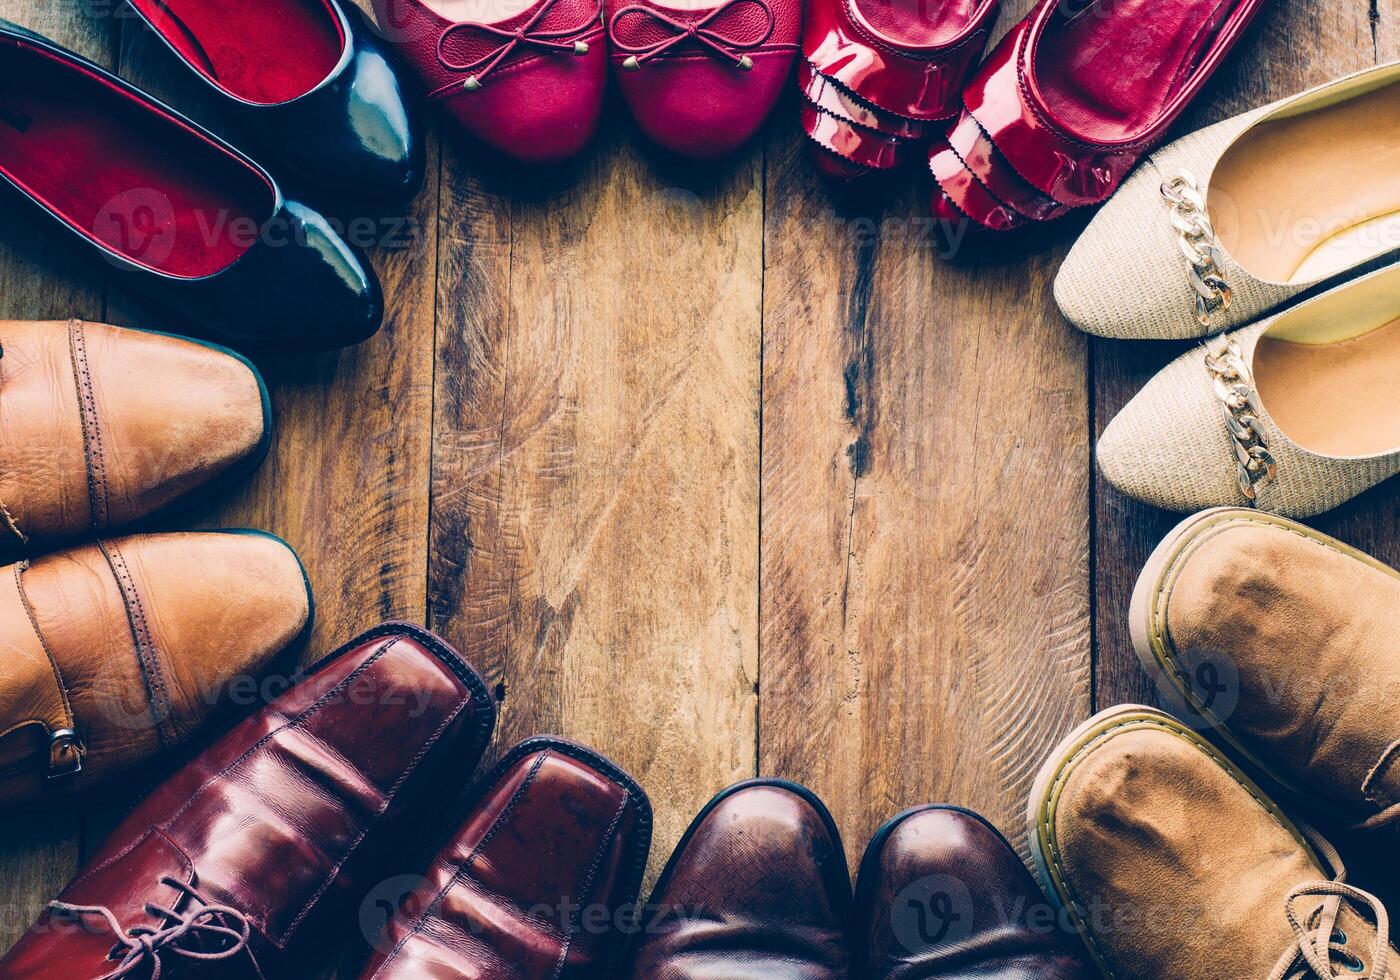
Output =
[
  {"x1": 49, "y1": 876, "x2": 266, "y2": 980},
  {"x1": 608, "y1": 0, "x2": 775, "y2": 70},
  {"x1": 1266, "y1": 828, "x2": 1391, "y2": 980},
  {"x1": 431, "y1": 0, "x2": 600, "y2": 94}
]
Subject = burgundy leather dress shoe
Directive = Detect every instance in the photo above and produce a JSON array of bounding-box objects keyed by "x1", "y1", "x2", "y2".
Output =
[
  {"x1": 124, "y1": 0, "x2": 423, "y2": 205},
  {"x1": 629, "y1": 779, "x2": 852, "y2": 979},
  {"x1": 372, "y1": 0, "x2": 607, "y2": 164},
  {"x1": 854, "y1": 806, "x2": 1093, "y2": 979},
  {"x1": 0, "y1": 622, "x2": 496, "y2": 980},
  {"x1": 358, "y1": 737, "x2": 652, "y2": 978},
  {"x1": 607, "y1": 0, "x2": 800, "y2": 159},
  {"x1": 0, "y1": 19, "x2": 383, "y2": 350}
]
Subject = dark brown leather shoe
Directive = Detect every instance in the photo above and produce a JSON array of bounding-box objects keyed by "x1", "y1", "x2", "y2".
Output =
[
  {"x1": 359, "y1": 737, "x2": 652, "y2": 979},
  {"x1": 629, "y1": 779, "x2": 852, "y2": 979},
  {"x1": 0, "y1": 318, "x2": 270, "y2": 562},
  {"x1": 854, "y1": 806, "x2": 1093, "y2": 979},
  {"x1": 0, "y1": 622, "x2": 497, "y2": 979},
  {"x1": 0, "y1": 530, "x2": 311, "y2": 808}
]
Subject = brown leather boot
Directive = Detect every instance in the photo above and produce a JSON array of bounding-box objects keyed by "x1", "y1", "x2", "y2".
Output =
[
  {"x1": 1029, "y1": 705, "x2": 1398, "y2": 979},
  {"x1": 1132, "y1": 508, "x2": 1400, "y2": 831},
  {"x1": 629, "y1": 779, "x2": 852, "y2": 979},
  {"x1": 360, "y1": 737, "x2": 652, "y2": 979},
  {"x1": 0, "y1": 530, "x2": 311, "y2": 807},
  {"x1": 0, "y1": 319, "x2": 270, "y2": 561},
  {"x1": 855, "y1": 805, "x2": 1094, "y2": 979}
]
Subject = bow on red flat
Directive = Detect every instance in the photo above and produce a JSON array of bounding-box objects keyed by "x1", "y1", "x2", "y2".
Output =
[
  {"x1": 798, "y1": 0, "x2": 999, "y2": 180},
  {"x1": 373, "y1": 0, "x2": 607, "y2": 163},
  {"x1": 929, "y1": 0, "x2": 1270, "y2": 232},
  {"x1": 607, "y1": 0, "x2": 800, "y2": 158}
]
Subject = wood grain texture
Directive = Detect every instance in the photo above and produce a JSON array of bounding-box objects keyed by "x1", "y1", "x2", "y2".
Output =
[
  {"x1": 426, "y1": 113, "x2": 763, "y2": 881},
  {"x1": 760, "y1": 0, "x2": 1092, "y2": 859}
]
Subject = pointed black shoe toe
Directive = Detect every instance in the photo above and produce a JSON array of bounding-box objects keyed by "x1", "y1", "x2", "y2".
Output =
[
  {"x1": 126, "y1": 0, "x2": 423, "y2": 207},
  {"x1": 0, "y1": 19, "x2": 383, "y2": 351}
]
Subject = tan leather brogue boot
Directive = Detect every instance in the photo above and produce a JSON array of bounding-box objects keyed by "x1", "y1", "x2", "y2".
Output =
[
  {"x1": 0, "y1": 319, "x2": 270, "y2": 561},
  {"x1": 1132, "y1": 508, "x2": 1400, "y2": 831},
  {"x1": 1029, "y1": 706, "x2": 1398, "y2": 980},
  {"x1": 0, "y1": 530, "x2": 311, "y2": 808}
]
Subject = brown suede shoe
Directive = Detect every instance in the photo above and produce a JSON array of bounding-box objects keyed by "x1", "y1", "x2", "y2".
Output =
[
  {"x1": 629, "y1": 780, "x2": 852, "y2": 979},
  {"x1": 1029, "y1": 705, "x2": 1398, "y2": 979},
  {"x1": 0, "y1": 319, "x2": 270, "y2": 561},
  {"x1": 0, "y1": 530, "x2": 311, "y2": 807},
  {"x1": 1132, "y1": 508, "x2": 1400, "y2": 830},
  {"x1": 855, "y1": 805, "x2": 1094, "y2": 979}
]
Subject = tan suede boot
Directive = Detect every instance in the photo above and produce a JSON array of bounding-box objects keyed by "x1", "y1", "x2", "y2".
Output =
[
  {"x1": 1029, "y1": 706, "x2": 1396, "y2": 979},
  {"x1": 1131, "y1": 508, "x2": 1400, "y2": 830}
]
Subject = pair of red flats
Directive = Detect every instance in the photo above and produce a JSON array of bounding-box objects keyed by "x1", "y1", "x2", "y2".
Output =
[
  {"x1": 375, "y1": 0, "x2": 800, "y2": 161},
  {"x1": 803, "y1": 0, "x2": 1270, "y2": 233}
]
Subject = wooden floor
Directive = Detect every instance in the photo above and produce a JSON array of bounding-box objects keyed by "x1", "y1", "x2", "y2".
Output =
[{"x1": 1, "y1": 0, "x2": 1397, "y2": 963}]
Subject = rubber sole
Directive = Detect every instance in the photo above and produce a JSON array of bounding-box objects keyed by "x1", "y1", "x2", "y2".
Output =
[{"x1": 1025, "y1": 704, "x2": 1323, "y2": 980}]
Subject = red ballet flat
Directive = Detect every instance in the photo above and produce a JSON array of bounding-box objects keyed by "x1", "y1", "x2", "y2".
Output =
[
  {"x1": 372, "y1": 0, "x2": 606, "y2": 164},
  {"x1": 803, "y1": 0, "x2": 998, "y2": 123},
  {"x1": 607, "y1": 0, "x2": 800, "y2": 158},
  {"x1": 956, "y1": 0, "x2": 1269, "y2": 210}
]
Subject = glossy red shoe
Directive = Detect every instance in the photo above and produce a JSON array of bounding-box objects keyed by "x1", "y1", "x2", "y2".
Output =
[
  {"x1": 798, "y1": 60, "x2": 928, "y2": 140},
  {"x1": 803, "y1": 0, "x2": 998, "y2": 123},
  {"x1": 801, "y1": 101, "x2": 909, "y2": 171},
  {"x1": 373, "y1": 0, "x2": 606, "y2": 164},
  {"x1": 936, "y1": 111, "x2": 1069, "y2": 222},
  {"x1": 607, "y1": 0, "x2": 800, "y2": 158},
  {"x1": 956, "y1": 0, "x2": 1269, "y2": 210},
  {"x1": 928, "y1": 144, "x2": 1024, "y2": 232}
]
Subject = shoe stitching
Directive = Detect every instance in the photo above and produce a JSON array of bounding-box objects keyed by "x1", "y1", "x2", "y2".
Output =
[
  {"x1": 100, "y1": 539, "x2": 177, "y2": 749},
  {"x1": 550, "y1": 793, "x2": 629, "y2": 979},
  {"x1": 1037, "y1": 715, "x2": 1321, "y2": 980},
  {"x1": 68, "y1": 319, "x2": 110, "y2": 533},
  {"x1": 368, "y1": 751, "x2": 553, "y2": 976},
  {"x1": 12, "y1": 560, "x2": 79, "y2": 749},
  {"x1": 1148, "y1": 514, "x2": 1400, "y2": 807}
]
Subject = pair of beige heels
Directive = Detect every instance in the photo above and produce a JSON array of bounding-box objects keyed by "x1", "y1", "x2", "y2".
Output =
[{"x1": 1060, "y1": 61, "x2": 1400, "y2": 519}]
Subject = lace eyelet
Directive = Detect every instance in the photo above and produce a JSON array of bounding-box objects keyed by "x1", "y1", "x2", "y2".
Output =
[
  {"x1": 1332, "y1": 928, "x2": 1348, "y2": 945},
  {"x1": 1339, "y1": 952, "x2": 1366, "y2": 973}
]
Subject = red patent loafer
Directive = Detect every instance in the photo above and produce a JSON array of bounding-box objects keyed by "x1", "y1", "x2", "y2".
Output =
[
  {"x1": 803, "y1": 0, "x2": 998, "y2": 123},
  {"x1": 607, "y1": 0, "x2": 800, "y2": 158},
  {"x1": 125, "y1": 0, "x2": 423, "y2": 205},
  {"x1": 953, "y1": 0, "x2": 1269, "y2": 212},
  {"x1": 0, "y1": 623, "x2": 497, "y2": 980},
  {"x1": 373, "y1": 0, "x2": 606, "y2": 164},
  {"x1": 0, "y1": 19, "x2": 381, "y2": 350},
  {"x1": 359, "y1": 737, "x2": 651, "y2": 978}
]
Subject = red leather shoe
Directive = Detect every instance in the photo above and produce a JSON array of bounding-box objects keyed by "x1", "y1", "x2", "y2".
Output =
[
  {"x1": 941, "y1": 0, "x2": 1269, "y2": 224},
  {"x1": 0, "y1": 623, "x2": 497, "y2": 980},
  {"x1": 803, "y1": 0, "x2": 998, "y2": 122},
  {"x1": 373, "y1": 0, "x2": 606, "y2": 164},
  {"x1": 607, "y1": 0, "x2": 800, "y2": 158},
  {"x1": 358, "y1": 737, "x2": 651, "y2": 978},
  {"x1": 801, "y1": 101, "x2": 909, "y2": 172},
  {"x1": 798, "y1": 60, "x2": 928, "y2": 140}
]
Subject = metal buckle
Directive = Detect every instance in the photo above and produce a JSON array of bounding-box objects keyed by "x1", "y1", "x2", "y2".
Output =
[{"x1": 47, "y1": 728, "x2": 84, "y2": 779}]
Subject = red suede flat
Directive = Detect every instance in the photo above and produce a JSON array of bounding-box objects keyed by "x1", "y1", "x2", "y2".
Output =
[
  {"x1": 373, "y1": 0, "x2": 606, "y2": 164},
  {"x1": 955, "y1": 0, "x2": 1269, "y2": 210},
  {"x1": 803, "y1": 0, "x2": 998, "y2": 123},
  {"x1": 607, "y1": 0, "x2": 800, "y2": 158}
]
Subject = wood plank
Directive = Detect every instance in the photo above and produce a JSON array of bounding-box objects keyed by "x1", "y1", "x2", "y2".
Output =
[
  {"x1": 760, "y1": 0, "x2": 1092, "y2": 859},
  {"x1": 0, "y1": 0, "x2": 115, "y2": 952},
  {"x1": 426, "y1": 112, "x2": 763, "y2": 880}
]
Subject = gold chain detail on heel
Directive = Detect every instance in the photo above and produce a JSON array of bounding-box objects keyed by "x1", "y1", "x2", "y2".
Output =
[
  {"x1": 1162, "y1": 171, "x2": 1234, "y2": 329},
  {"x1": 1204, "y1": 338, "x2": 1276, "y2": 502}
]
